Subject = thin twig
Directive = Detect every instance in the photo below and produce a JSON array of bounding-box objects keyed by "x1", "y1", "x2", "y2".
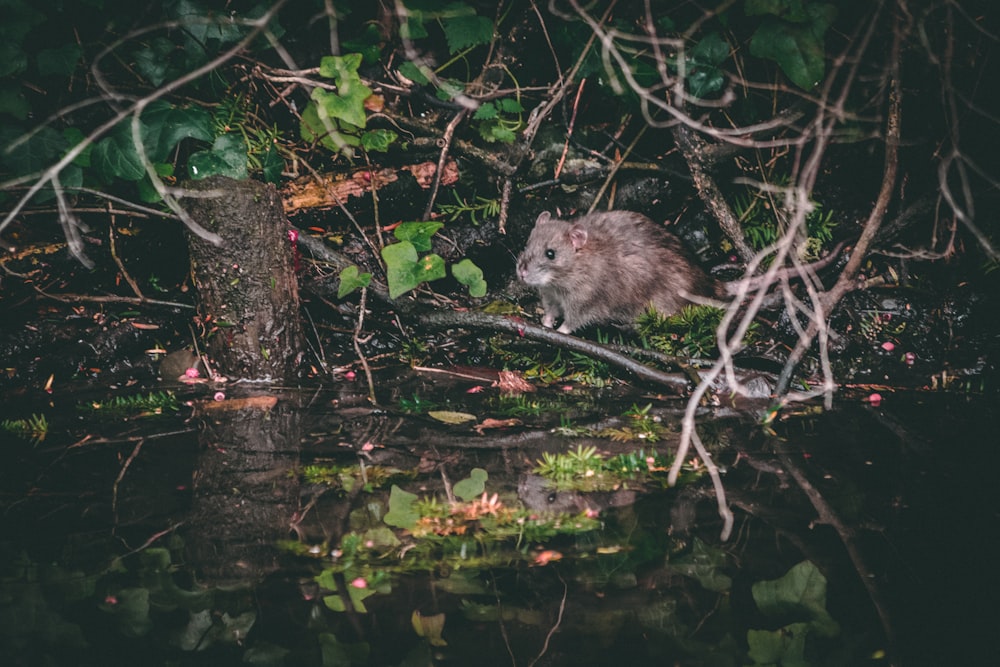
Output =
[
  {"x1": 528, "y1": 571, "x2": 568, "y2": 667},
  {"x1": 107, "y1": 210, "x2": 145, "y2": 300}
]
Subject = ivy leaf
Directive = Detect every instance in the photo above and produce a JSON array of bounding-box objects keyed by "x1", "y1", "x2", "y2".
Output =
[
  {"x1": 751, "y1": 560, "x2": 841, "y2": 637},
  {"x1": 259, "y1": 145, "x2": 283, "y2": 183},
  {"x1": 747, "y1": 623, "x2": 811, "y2": 665},
  {"x1": 442, "y1": 14, "x2": 494, "y2": 53},
  {"x1": 0, "y1": 83, "x2": 30, "y2": 120},
  {"x1": 315, "y1": 54, "x2": 373, "y2": 128},
  {"x1": 0, "y1": 2, "x2": 44, "y2": 77},
  {"x1": 62, "y1": 128, "x2": 91, "y2": 168},
  {"x1": 141, "y1": 101, "x2": 213, "y2": 163},
  {"x1": 690, "y1": 32, "x2": 730, "y2": 67},
  {"x1": 337, "y1": 265, "x2": 372, "y2": 299},
  {"x1": 342, "y1": 23, "x2": 384, "y2": 64},
  {"x1": 745, "y1": 0, "x2": 810, "y2": 23},
  {"x1": 383, "y1": 484, "x2": 419, "y2": 529},
  {"x1": 393, "y1": 221, "x2": 443, "y2": 252},
  {"x1": 92, "y1": 125, "x2": 145, "y2": 182},
  {"x1": 136, "y1": 162, "x2": 174, "y2": 203},
  {"x1": 360, "y1": 129, "x2": 398, "y2": 152},
  {"x1": 36, "y1": 43, "x2": 82, "y2": 78},
  {"x1": 187, "y1": 133, "x2": 247, "y2": 180},
  {"x1": 453, "y1": 468, "x2": 488, "y2": 501},
  {"x1": 452, "y1": 259, "x2": 487, "y2": 297},
  {"x1": 381, "y1": 241, "x2": 446, "y2": 299},
  {"x1": 299, "y1": 100, "x2": 361, "y2": 155},
  {"x1": 311, "y1": 87, "x2": 369, "y2": 133},
  {"x1": 749, "y1": 4, "x2": 837, "y2": 90},
  {"x1": 133, "y1": 37, "x2": 176, "y2": 87},
  {"x1": 0, "y1": 125, "x2": 65, "y2": 174}
]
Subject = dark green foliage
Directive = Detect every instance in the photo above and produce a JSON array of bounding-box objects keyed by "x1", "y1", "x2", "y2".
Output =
[{"x1": 637, "y1": 304, "x2": 757, "y2": 358}]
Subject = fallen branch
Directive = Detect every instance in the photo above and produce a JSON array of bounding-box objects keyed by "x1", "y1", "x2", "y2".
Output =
[{"x1": 419, "y1": 310, "x2": 691, "y2": 393}]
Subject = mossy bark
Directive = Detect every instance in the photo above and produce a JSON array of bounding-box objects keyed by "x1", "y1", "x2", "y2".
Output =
[{"x1": 181, "y1": 176, "x2": 303, "y2": 381}]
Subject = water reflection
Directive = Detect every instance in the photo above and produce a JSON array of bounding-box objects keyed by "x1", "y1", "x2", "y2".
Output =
[{"x1": 1, "y1": 383, "x2": 996, "y2": 666}]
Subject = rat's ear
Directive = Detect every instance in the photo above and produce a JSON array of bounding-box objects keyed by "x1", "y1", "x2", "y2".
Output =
[
  {"x1": 569, "y1": 224, "x2": 588, "y2": 250},
  {"x1": 535, "y1": 211, "x2": 552, "y2": 224}
]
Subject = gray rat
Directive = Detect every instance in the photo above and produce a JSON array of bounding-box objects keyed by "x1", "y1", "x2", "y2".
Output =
[{"x1": 517, "y1": 210, "x2": 726, "y2": 333}]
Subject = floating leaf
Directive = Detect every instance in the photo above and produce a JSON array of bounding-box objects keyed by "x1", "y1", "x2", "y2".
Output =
[
  {"x1": 411, "y1": 610, "x2": 448, "y2": 646},
  {"x1": 751, "y1": 560, "x2": 841, "y2": 637},
  {"x1": 384, "y1": 484, "x2": 419, "y2": 529},
  {"x1": 453, "y1": 468, "x2": 488, "y2": 501}
]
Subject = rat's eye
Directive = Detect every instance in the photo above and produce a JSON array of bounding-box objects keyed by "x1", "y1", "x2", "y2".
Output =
[{"x1": 545, "y1": 248, "x2": 556, "y2": 260}]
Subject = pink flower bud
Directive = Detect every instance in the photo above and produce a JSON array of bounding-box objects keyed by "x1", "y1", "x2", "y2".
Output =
[
  {"x1": 350, "y1": 577, "x2": 367, "y2": 589},
  {"x1": 880, "y1": 341, "x2": 895, "y2": 352},
  {"x1": 868, "y1": 393, "x2": 882, "y2": 407},
  {"x1": 184, "y1": 367, "x2": 200, "y2": 378}
]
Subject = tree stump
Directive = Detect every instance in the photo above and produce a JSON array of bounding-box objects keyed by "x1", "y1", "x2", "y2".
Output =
[{"x1": 181, "y1": 176, "x2": 303, "y2": 381}]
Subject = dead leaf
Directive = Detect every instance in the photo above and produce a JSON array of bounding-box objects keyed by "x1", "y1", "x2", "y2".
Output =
[
  {"x1": 494, "y1": 370, "x2": 535, "y2": 394},
  {"x1": 473, "y1": 418, "x2": 522, "y2": 435},
  {"x1": 428, "y1": 410, "x2": 477, "y2": 425}
]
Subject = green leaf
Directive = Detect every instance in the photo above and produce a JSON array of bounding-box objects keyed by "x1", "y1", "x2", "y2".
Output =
[
  {"x1": 260, "y1": 145, "x2": 283, "y2": 183},
  {"x1": 399, "y1": 61, "x2": 430, "y2": 85},
  {"x1": 0, "y1": 82, "x2": 30, "y2": 120},
  {"x1": 383, "y1": 484, "x2": 419, "y2": 529},
  {"x1": 92, "y1": 126, "x2": 146, "y2": 182},
  {"x1": 187, "y1": 133, "x2": 247, "y2": 180},
  {"x1": 497, "y1": 98, "x2": 523, "y2": 114},
  {"x1": 133, "y1": 37, "x2": 176, "y2": 87},
  {"x1": 393, "y1": 221, "x2": 443, "y2": 251},
  {"x1": 360, "y1": 129, "x2": 398, "y2": 152},
  {"x1": 314, "y1": 54, "x2": 373, "y2": 128},
  {"x1": 747, "y1": 622, "x2": 810, "y2": 666},
  {"x1": 453, "y1": 468, "x2": 488, "y2": 501},
  {"x1": 451, "y1": 258, "x2": 487, "y2": 297},
  {"x1": 343, "y1": 23, "x2": 384, "y2": 64},
  {"x1": 319, "y1": 52, "x2": 362, "y2": 80},
  {"x1": 299, "y1": 100, "x2": 360, "y2": 154},
  {"x1": 311, "y1": 87, "x2": 369, "y2": 132},
  {"x1": 442, "y1": 14, "x2": 494, "y2": 53},
  {"x1": 62, "y1": 128, "x2": 91, "y2": 168},
  {"x1": 0, "y1": 125, "x2": 66, "y2": 174},
  {"x1": 381, "y1": 241, "x2": 446, "y2": 299},
  {"x1": 337, "y1": 265, "x2": 372, "y2": 299},
  {"x1": 473, "y1": 102, "x2": 498, "y2": 120},
  {"x1": 751, "y1": 560, "x2": 841, "y2": 637},
  {"x1": 668, "y1": 537, "x2": 732, "y2": 592},
  {"x1": 691, "y1": 32, "x2": 730, "y2": 67},
  {"x1": 481, "y1": 124, "x2": 516, "y2": 144},
  {"x1": 745, "y1": 0, "x2": 810, "y2": 22},
  {"x1": 36, "y1": 43, "x2": 83, "y2": 77},
  {"x1": 136, "y1": 162, "x2": 174, "y2": 203},
  {"x1": 141, "y1": 100, "x2": 213, "y2": 162},
  {"x1": 749, "y1": 4, "x2": 837, "y2": 90},
  {"x1": 0, "y1": 2, "x2": 44, "y2": 77}
]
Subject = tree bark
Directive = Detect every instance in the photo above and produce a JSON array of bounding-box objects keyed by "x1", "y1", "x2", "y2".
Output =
[{"x1": 181, "y1": 176, "x2": 304, "y2": 381}]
